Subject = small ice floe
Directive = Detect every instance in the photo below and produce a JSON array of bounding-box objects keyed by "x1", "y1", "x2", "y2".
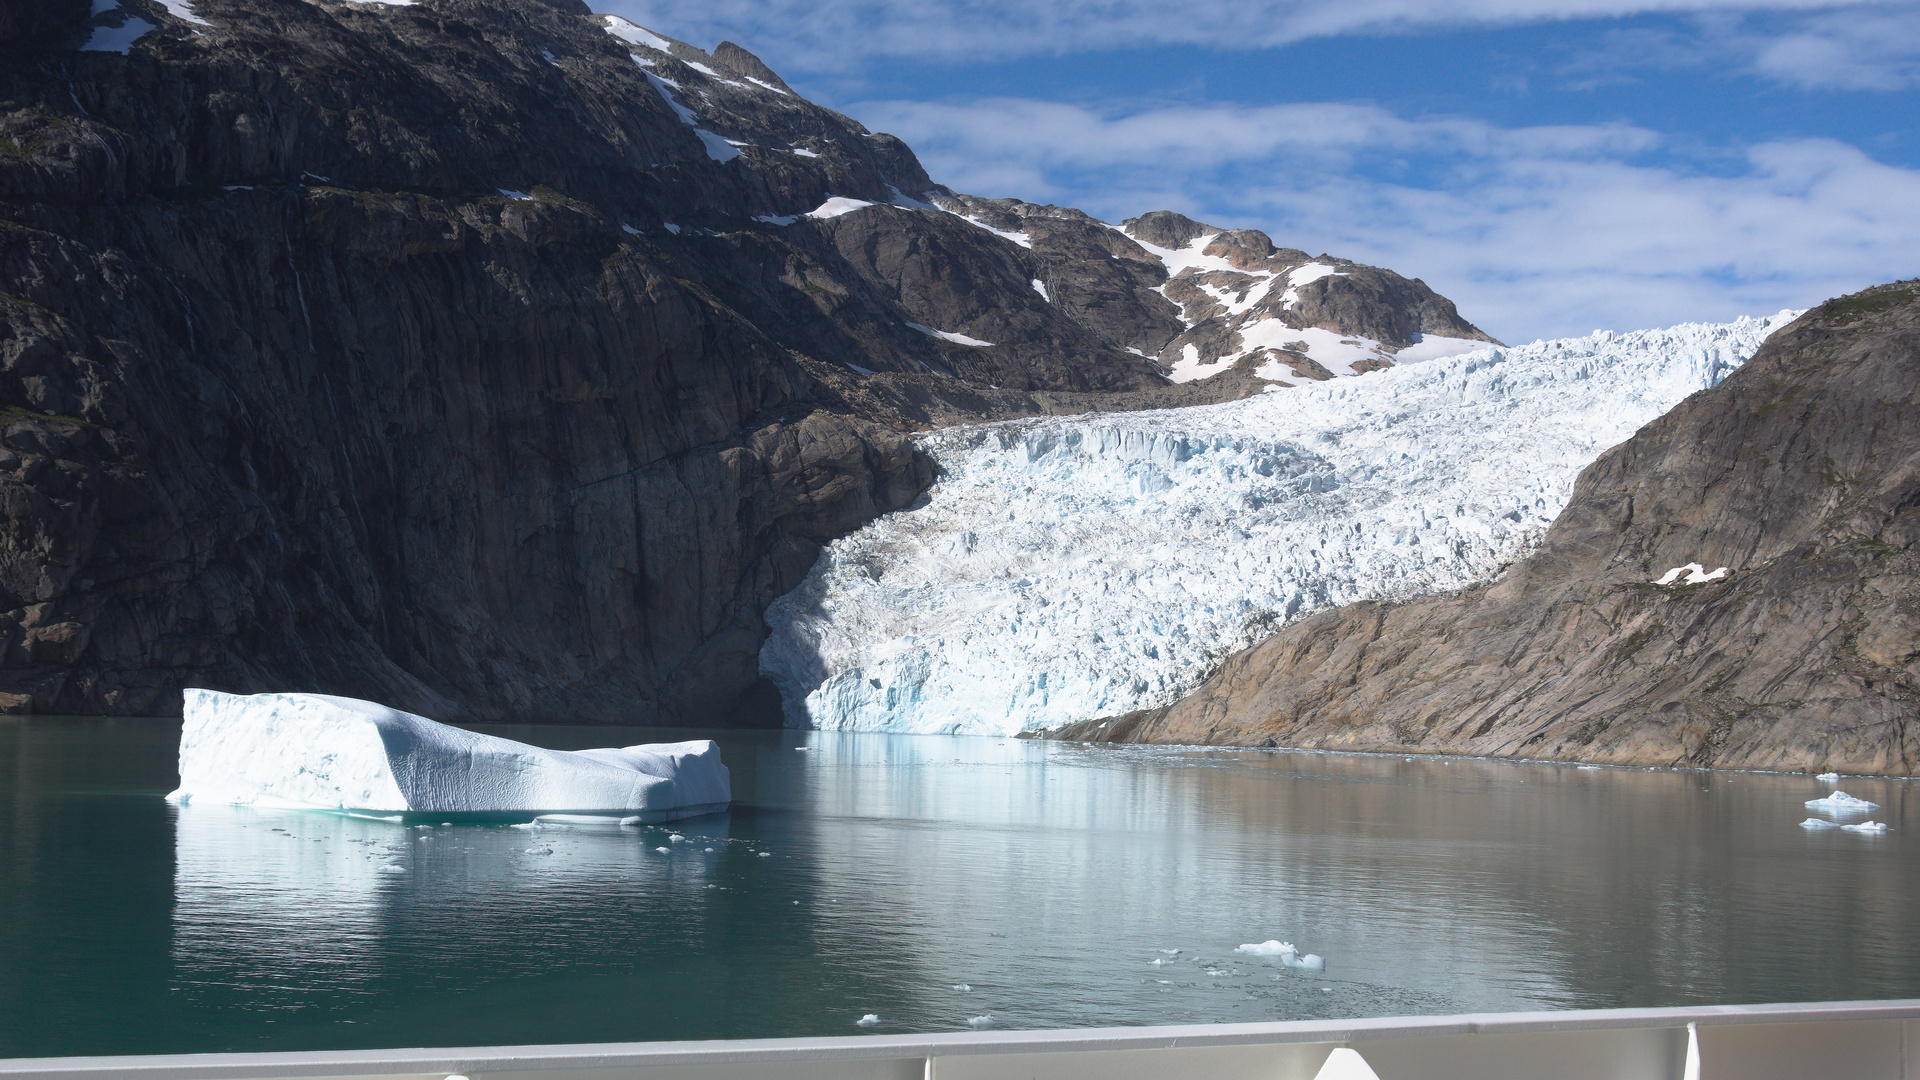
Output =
[
  {"x1": 1159, "y1": 949, "x2": 1181, "y2": 954},
  {"x1": 535, "y1": 814, "x2": 643, "y2": 827},
  {"x1": 1150, "y1": 958, "x2": 1169, "y2": 966},
  {"x1": 655, "y1": 846, "x2": 672, "y2": 853},
  {"x1": 509, "y1": 822, "x2": 539, "y2": 830},
  {"x1": 1817, "y1": 772, "x2": 1842, "y2": 782},
  {"x1": 705, "y1": 847, "x2": 716, "y2": 852},
  {"x1": 524, "y1": 847, "x2": 554, "y2": 855},
  {"x1": 758, "y1": 851, "x2": 772, "y2": 857},
  {"x1": 1800, "y1": 818, "x2": 1839, "y2": 830},
  {"x1": 668, "y1": 833, "x2": 686, "y2": 842},
  {"x1": 378, "y1": 863, "x2": 406, "y2": 872},
  {"x1": 967, "y1": 1014, "x2": 994, "y2": 1029},
  {"x1": 1654, "y1": 563, "x2": 1729, "y2": 585},
  {"x1": 1236, "y1": 940, "x2": 1325, "y2": 970},
  {"x1": 1578, "y1": 764, "x2": 1602, "y2": 770},
  {"x1": 856, "y1": 1014, "x2": 880, "y2": 1027},
  {"x1": 1806, "y1": 791, "x2": 1879, "y2": 812},
  {"x1": 952, "y1": 984, "x2": 971, "y2": 991},
  {"x1": 1843, "y1": 821, "x2": 1890, "y2": 834}
]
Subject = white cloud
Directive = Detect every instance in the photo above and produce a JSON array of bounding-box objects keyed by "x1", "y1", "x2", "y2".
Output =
[
  {"x1": 854, "y1": 97, "x2": 1920, "y2": 340},
  {"x1": 599, "y1": 0, "x2": 1898, "y2": 70},
  {"x1": 1750, "y1": 7, "x2": 1920, "y2": 88}
]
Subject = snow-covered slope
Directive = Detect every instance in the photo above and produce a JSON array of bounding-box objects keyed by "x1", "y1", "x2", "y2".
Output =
[{"x1": 760, "y1": 313, "x2": 1800, "y2": 736}]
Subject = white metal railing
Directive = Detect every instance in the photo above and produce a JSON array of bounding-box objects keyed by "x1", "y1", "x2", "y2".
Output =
[{"x1": 4, "y1": 999, "x2": 1917, "y2": 1080}]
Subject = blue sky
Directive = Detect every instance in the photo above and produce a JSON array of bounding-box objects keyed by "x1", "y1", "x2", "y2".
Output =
[{"x1": 600, "y1": 0, "x2": 1920, "y2": 342}]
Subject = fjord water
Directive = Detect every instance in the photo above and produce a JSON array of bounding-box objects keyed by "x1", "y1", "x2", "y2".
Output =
[{"x1": 3, "y1": 718, "x2": 1918, "y2": 1058}]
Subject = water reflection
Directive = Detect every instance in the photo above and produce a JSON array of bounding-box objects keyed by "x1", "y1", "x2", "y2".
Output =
[{"x1": 8, "y1": 719, "x2": 1918, "y2": 1056}]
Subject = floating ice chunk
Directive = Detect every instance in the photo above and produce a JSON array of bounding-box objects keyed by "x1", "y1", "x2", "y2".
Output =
[
  {"x1": 1806, "y1": 791, "x2": 1879, "y2": 812},
  {"x1": 669, "y1": 833, "x2": 686, "y2": 842},
  {"x1": 509, "y1": 822, "x2": 540, "y2": 830},
  {"x1": 1818, "y1": 772, "x2": 1842, "y2": 782},
  {"x1": 1578, "y1": 764, "x2": 1602, "y2": 770},
  {"x1": 704, "y1": 847, "x2": 716, "y2": 852},
  {"x1": 377, "y1": 863, "x2": 405, "y2": 872},
  {"x1": 1236, "y1": 940, "x2": 1325, "y2": 969},
  {"x1": 535, "y1": 814, "x2": 643, "y2": 827},
  {"x1": 1159, "y1": 948, "x2": 1180, "y2": 954},
  {"x1": 758, "y1": 851, "x2": 773, "y2": 857},
  {"x1": 953, "y1": 983, "x2": 971, "y2": 991},
  {"x1": 655, "y1": 846, "x2": 672, "y2": 853},
  {"x1": 1800, "y1": 818, "x2": 1839, "y2": 830},
  {"x1": 1843, "y1": 821, "x2": 1890, "y2": 834},
  {"x1": 967, "y1": 1015, "x2": 994, "y2": 1028},
  {"x1": 1654, "y1": 563, "x2": 1729, "y2": 585},
  {"x1": 167, "y1": 689, "x2": 730, "y2": 818},
  {"x1": 856, "y1": 1014, "x2": 880, "y2": 1027},
  {"x1": 524, "y1": 847, "x2": 554, "y2": 855}
]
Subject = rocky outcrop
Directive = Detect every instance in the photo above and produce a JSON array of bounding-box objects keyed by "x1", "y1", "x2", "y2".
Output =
[
  {"x1": 1049, "y1": 282, "x2": 1920, "y2": 774},
  {"x1": 0, "y1": 0, "x2": 1493, "y2": 721}
]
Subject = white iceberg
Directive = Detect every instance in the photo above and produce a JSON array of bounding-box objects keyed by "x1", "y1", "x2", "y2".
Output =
[
  {"x1": 1236, "y1": 940, "x2": 1326, "y2": 969},
  {"x1": 1843, "y1": 821, "x2": 1890, "y2": 834},
  {"x1": 1806, "y1": 791, "x2": 1879, "y2": 812},
  {"x1": 1800, "y1": 818, "x2": 1840, "y2": 830},
  {"x1": 1817, "y1": 772, "x2": 1842, "y2": 782},
  {"x1": 166, "y1": 689, "x2": 730, "y2": 819}
]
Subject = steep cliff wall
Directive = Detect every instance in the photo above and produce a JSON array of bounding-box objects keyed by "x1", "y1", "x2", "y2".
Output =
[{"x1": 1053, "y1": 282, "x2": 1920, "y2": 774}]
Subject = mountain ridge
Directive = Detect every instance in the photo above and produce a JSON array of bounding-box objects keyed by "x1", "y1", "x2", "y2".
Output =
[{"x1": 0, "y1": 0, "x2": 1497, "y2": 720}]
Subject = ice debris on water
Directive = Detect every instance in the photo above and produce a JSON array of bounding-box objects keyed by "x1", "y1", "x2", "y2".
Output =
[
  {"x1": 655, "y1": 846, "x2": 672, "y2": 853},
  {"x1": 378, "y1": 864, "x2": 406, "y2": 873},
  {"x1": 759, "y1": 851, "x2": 773, "y2": 857},
  {"x1": 1801, "y1": 818, "x2": 1839, "y2": 830},
  {"x1": 1806, "y1": 791, "x2": 1879, "y2": 812},
  {"x1": 1818, "y1": 772, "x2": 1842, "y2": 782},
  {"x1": 525, "y1": 847, "x2": 554, "y2": 855},
  {"x1": 856, "y1": 1014, "x2": 880, "y2": 1027},
  {"x1": 952, "y1": 984, "x2": 971, "y2": 991},
  {"x1": 1844, "y1": 821, "x2": 1890, "y2": 834},
  {"x1": 967, "y1": 1015, "x2": 994, "y2": 1029},
  {"x1": 1237, "y1": 940, "x2": 1326, "y2": 969}
]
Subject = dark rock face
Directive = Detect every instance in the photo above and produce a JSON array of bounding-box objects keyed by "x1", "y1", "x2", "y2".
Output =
[
  {"x1": 1053, "y1": 282, "x2": 1920, "y2": 775},
  {"x1": 0, "y1": 0, "x2": 1492, "y2": 721}
]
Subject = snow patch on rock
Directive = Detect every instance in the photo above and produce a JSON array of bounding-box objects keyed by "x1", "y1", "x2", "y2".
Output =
[{"x1": 760, "y1": 312, "x2": 1797, "y2": 736}]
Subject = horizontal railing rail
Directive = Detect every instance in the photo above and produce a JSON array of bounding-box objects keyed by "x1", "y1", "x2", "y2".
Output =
[{"x1": 6, "y1": 999, "x2": 1918, "y2": 1080}]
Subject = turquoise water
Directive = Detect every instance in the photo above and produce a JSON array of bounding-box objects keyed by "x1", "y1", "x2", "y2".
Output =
[{"x1": 4, "y1": 716, "x2": 1919, "y2": 1058}]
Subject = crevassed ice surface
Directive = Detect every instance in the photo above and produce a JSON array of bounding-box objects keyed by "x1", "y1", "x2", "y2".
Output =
[{"x1": 761, "y1": 312, "x2": 1800, "y2": 736}]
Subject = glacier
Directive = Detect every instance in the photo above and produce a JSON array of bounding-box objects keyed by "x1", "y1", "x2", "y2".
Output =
[
  {"x1": 761, "y1": 312, "x2": 1800, "y2": 736},
  {"x1": 167, "y1": 689, "x2": 730, "y2": 818}
]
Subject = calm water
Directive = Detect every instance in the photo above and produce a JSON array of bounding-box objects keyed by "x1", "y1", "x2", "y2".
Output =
[{"x1": 4, "y1": 717, "x2": 1919, "y2": 1058}]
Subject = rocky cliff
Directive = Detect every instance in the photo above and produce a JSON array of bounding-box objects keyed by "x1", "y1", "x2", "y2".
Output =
[
  {"x1": 1051, "y1": 282, "x2": 1920, "y2": 775},
  {"x1": 0, "y1": 0, "x2": 1491, "y2": 721}
]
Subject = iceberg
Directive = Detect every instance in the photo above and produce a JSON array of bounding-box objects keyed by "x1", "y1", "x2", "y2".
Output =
[
  {"x1": 1236, "y1": 940, "x2": 1326, "y2": 969},
  {"x1": 1805, "y1": 791, "x2": 1879, "y2": 812},
  {"x1": 166, "y1": 689, "x2": 729, "y2": 819}
]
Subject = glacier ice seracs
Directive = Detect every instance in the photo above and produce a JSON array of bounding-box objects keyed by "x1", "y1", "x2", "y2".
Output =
[
  {"x1": 167, "y1": 689, "x2": 729, "y2": 818},
  {"x1": 761, "y1": 312, "x2": 1799, "y2": 736}
]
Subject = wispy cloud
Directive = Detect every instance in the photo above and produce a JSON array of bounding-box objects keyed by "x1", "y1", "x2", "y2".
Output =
[
  {"x1": 856, "y1": 97, "x2": 1920, "y2": 339},
  {"x1": 603, "y1": 0, "x2": 1919, "y2": 80}
]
